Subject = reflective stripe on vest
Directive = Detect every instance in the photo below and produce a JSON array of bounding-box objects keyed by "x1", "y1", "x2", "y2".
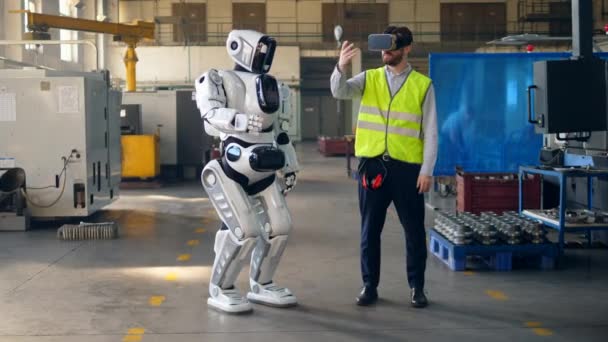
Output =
[{"x1": 355, "y1": 67, "x2": 431, "y2": 164}]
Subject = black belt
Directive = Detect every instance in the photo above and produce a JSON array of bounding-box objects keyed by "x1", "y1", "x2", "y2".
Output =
[{"x1": 368, "y1": 154, "x2": 421, "y2": 167}]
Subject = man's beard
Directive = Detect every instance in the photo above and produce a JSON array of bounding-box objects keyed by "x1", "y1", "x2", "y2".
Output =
[{"x1": 383, "y1": 52, "x2": 404, "y2": 66}]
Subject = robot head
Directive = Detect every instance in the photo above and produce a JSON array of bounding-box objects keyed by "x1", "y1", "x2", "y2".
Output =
[{"x1": 226, "y1": 30, "x2": 276, "y2": 74}]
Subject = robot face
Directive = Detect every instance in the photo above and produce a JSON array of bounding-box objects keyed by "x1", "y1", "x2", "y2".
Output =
[{"x1": 227, "y1": 30, "x2": 276, "y2": 74}]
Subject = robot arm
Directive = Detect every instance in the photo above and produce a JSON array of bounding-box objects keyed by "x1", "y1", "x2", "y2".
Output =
[
  {"x1": 276, "y1": 131, "x2": 299, "y2": 195},
  {"x1": 276, "y1": 83, "x2": 300, "y2": 174},
  {"x1": 274, "y1": 84, "x2": 300, "y2": 194},
  {"x1": 277, "y1": 132, "x2": 300, "y2": 174},
  {"x1": 195, "y1": 69, "x2": 263, "y2": 134}
]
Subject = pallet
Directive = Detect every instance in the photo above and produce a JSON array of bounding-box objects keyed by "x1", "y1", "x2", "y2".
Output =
[{"x1": 429, "y1": 229, "x2": 557, "y2": 271}]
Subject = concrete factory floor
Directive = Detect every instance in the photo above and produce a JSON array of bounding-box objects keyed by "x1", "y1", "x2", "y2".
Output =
[{"x1": 1, "y1": 143, "x2": 608, "y2": 342}]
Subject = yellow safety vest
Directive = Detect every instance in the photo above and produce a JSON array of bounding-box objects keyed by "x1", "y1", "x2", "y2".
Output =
[{"x1": 355, "y1": 67, "x2": 431, "y2": 164}]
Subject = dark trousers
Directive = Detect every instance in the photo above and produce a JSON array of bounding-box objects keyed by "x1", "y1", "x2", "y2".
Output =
[{"x1": 359, "y1": 158, "x2": 427, "y2": 290}]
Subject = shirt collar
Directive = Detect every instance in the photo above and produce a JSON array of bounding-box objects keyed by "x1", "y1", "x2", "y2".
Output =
[{"x1": 385, "y1": 63, "x2": 412, "y2": 77}]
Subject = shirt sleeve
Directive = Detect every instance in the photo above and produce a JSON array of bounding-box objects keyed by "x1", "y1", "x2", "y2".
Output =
[
  {"x1": 330, "y1": 65, "x2": 366, "y2": 100},
  {"x1": 420, "y1": 84, "x2": 438, "y2": 176}
]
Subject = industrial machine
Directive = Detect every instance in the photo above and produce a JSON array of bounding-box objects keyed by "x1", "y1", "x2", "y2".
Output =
[
  {"x1": 526, "y1": 0, "x2": 608, "y2": 244},
  {"x1": 529, "y1": 0, "x2": 608, "y2": 196},
  {"x1": 0, "y1": 69, "x2": 121, "y2": 220},
  {"x1": 122, "y1": 90, "x2": 213, "y2": 179},
  {"x1": 0, "y1": 167, "x2": 28, "y2": 231},
  {"x1": 528, "y1": 1, "x2": 608, "y2": 136}
]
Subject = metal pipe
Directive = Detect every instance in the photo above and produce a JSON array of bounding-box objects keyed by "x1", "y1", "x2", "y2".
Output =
[
  {"x1": 572, "y1": 0, "x2": 593, "y2": 59},
  {"x1": 187, "y1": 44, "x2": 191, "y2": 83},
  {"x1": 0, "y1": 56, "x2": 55, "y2": 70},
  {"x1": 123, "y1": 43, "x2": 138, "y2": 91},
  {"x1": 96, "y1": 0, "x2": 106, "y2": 69},
  {"x1": 0, "y1": 39, "x2": 98, "y2": 70}
]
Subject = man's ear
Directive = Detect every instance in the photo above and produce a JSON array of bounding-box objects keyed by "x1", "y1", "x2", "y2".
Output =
[{"x1": 404, "y1": 45, "x2": 412, "y2": 55}]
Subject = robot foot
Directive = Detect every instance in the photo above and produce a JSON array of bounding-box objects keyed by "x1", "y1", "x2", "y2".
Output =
[
  {"x1": 247, "y1": 280, "x2": 297, "y2": 308},
  {"x1": 208, "y1": 285, "x2": 253, "y2": 314}
]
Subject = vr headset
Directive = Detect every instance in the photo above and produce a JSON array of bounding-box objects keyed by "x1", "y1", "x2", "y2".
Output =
[{"x1": 368, "y1": 33, "x2": 411, "y2": 51}]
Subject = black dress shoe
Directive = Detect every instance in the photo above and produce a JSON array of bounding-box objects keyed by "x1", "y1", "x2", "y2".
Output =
[
  {"x1": 356, "y1": 287, "x2": 378, "y2": 306},
  {"x1": 410, "y1": 288, "x2": 428, "y2": 308}
]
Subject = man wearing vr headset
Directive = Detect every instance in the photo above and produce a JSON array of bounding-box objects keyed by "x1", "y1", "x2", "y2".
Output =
[{"x1": 330, "y1": 26, "x2": 437, "y2": 308}]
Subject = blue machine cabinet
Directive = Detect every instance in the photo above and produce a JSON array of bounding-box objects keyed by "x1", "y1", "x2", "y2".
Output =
[{"x1": 518, "y1": 166, "x2": 608, "y2": 254}]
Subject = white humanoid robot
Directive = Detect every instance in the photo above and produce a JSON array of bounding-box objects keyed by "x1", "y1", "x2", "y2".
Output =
[{"x1": 195, "y1": 30, "x2": 300, "y2": 313}]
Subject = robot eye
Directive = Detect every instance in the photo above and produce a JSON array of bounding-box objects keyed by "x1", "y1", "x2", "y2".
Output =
[{"x1": 230, "y1": 41, "x2": 239, "y2": 50}]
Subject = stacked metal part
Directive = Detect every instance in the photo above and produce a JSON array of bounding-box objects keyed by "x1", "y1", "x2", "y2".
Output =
[
  {"x1": 435, "y1": 211, "x2": 548, "y2": 245},
  {"x1": 502, "y1": 211, "x2": 548, "y2": 244},
  {"x1": 480, "y1": 212, "x2": 523, "y2": 245},
  {"x1": 458, "y1": 212, "x2": 499, "y2": 245},
  {"x1": 434, "y1": 211, "x2": 474, "y2": 245}
]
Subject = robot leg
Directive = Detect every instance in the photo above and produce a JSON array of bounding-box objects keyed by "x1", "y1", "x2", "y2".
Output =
[
  {"x1": 201, "y1": 160, "x2": 266, "y2": 313},
  {"x1": 247, "y1": 181, "x2": 297, "y2": 307}
]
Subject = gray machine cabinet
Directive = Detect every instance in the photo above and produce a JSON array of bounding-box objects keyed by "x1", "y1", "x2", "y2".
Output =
[
  {"x1": 0, "y1": 69, "x2": 121, "y2": 219},
  {"x1": 120, "y1": 104, "x2": 143, "y2": 135},
  {"x1": 176, "y1": 90, "x2": 211, "y2": 166}
]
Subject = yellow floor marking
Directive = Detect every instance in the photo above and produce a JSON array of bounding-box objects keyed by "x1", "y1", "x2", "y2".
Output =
[
  {"x1": 127, "y1": 328, "x2": 145, "y2": 335},
  {"x1": 148, "y1": 296, "x2": 166, "y2": 306},
  {"x1": 463, "y1": 271, "x2": 475, "y2": 276},
  {"x1": 187, "y1": 239, "x2": 200, "y2": 246},
  {"x1": 525, "y1": 321, "x2": 543, "y2": 328},
  {"x1": 195, "y1": 228, "x2": 206, "y2": 233},
  {"x1": 122, "y1": 336, "x2": 142, "y2": 342},
  {"x1": 177, "y1": 254, "x2": 192, "y2": 262},
  {"x1": 485, "y1": 290, "x2": 508, "y2": 301},
  {"x1": 122, "y1": 327, "x2": 145, "y2": 342},
  {"x1": 532, "y1": 328, "x2": 554, "y2": 336},
  {"x1": 165, "y1": 272, "x2": 178, "y2": 281}
]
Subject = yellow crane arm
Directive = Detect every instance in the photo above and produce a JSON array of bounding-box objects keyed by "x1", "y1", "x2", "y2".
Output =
[
  {"x1": 11, "y1": 10, "x2": 155, "y2": 91},
  {"x1": 22, "y1": 11, "x2": 154, "y2": 41}
]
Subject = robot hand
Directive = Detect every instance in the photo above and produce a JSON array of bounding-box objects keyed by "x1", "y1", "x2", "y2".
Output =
[
  {"x1": 282, "y1": 172, "x2": 297, "y2": 195},
  {"x1": 247, "y1": 114, "x2": 264, "y2": 133},
  {"x1": 232, "y1": 113, "x2": 264, "y2": 133}
]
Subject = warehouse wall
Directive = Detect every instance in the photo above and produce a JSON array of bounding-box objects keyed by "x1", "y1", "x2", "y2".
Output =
[
  {"x1": 115, "y1": 0, "x2": 591, "y2": 46},
  {"x1": 4, "y1": 0, "x2": 608, "y2": 72}
]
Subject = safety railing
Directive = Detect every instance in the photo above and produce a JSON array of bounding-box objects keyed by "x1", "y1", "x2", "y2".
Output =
[
  {"x1": 518, "y1": 0, "x2": 572, "y2": 21},
  {"x1": 147, "y1": 20, "x2": 557, "y2": 48}
]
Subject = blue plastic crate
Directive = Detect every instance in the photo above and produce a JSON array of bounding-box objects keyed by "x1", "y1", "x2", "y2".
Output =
[{"x1": 429, "y1": 229, "x2": 557, "y2": 271}]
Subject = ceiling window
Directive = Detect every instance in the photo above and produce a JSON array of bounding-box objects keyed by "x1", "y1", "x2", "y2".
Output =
[
  {"x1": 60, "y1": 0, "x2": 78, "y2": 62},
  {"x1": 23, "y1": 0, "x2": 40, "y2": 51}
]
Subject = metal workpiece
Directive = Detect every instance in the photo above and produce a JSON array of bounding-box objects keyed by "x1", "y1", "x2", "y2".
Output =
[
  {"x1": 502, "y1": 211, "x2": 548, "y2": 244},
  {"x1": 481, "y1": 212, "x2": 523, "y2": 245},
  {"x1": 435, "y1": 210, "x2": 549, "y2": 245},
  {"x1": 434, "y1": 211, "x2": 473, "y2": 245}
]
